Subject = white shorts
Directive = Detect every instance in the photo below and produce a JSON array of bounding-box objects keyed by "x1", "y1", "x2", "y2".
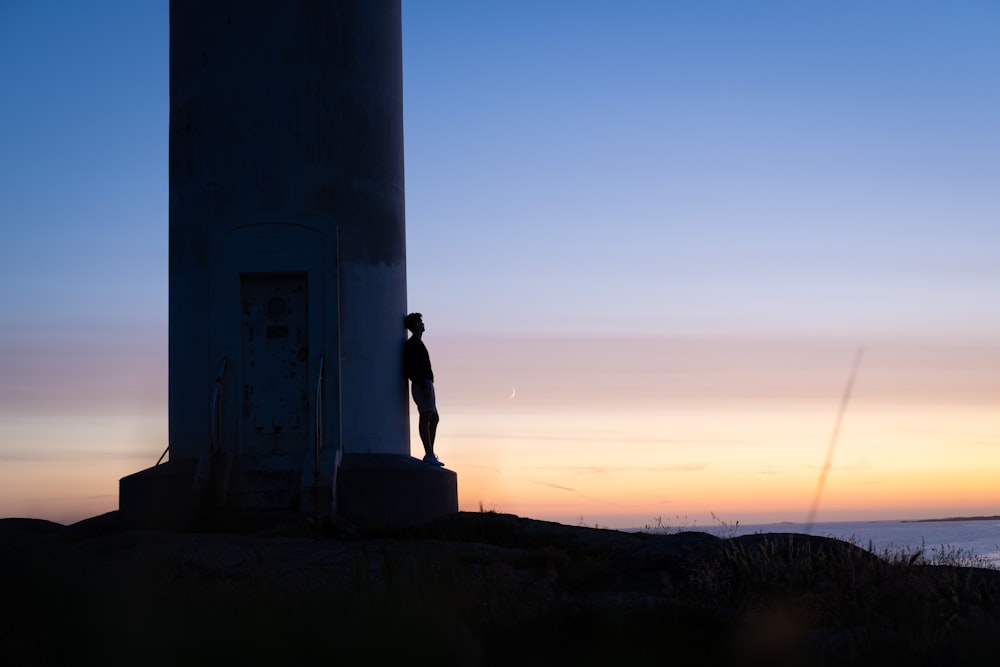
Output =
[{"x1": 411, "y1": 380, "x2": 437, "y2": 414}]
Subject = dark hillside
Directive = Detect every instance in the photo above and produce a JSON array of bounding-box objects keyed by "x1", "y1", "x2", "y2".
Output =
[{"x1": 2, "y1": 512, "x2": 999, "y2": 666}]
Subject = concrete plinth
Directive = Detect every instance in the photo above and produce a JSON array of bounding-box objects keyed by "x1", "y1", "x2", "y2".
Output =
[
  {"x1": 337, "y1": 454, "x2": 458, "y2": 529},
  {"x1": 120, "y1": 452, "x2": 457, "y2": 530},
  {"x1": 118, "y1": 458, "x2": 198, "y2": 525}
]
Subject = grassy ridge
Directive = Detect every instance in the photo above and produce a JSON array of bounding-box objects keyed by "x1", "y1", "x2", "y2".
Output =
[{"x1": 2, "y1": 512, "x2": 999, "y2": 666}]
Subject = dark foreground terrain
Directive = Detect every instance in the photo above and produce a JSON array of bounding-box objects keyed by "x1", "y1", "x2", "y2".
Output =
[{"x1": 2, "y1": 511, "x2": 999, "y2": 666}]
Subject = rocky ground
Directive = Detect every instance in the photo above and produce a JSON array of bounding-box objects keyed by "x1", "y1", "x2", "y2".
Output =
[{"x1": 2, "y1": 511, "x2": 999, "y2": 666}]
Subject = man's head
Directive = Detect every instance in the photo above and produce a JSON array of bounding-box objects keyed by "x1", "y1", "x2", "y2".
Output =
[{"x1": 404, "y1": 312, "x2": 424, "y2": 334}]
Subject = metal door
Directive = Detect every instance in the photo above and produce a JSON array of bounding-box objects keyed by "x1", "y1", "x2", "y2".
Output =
[{"x1": 240, "y1": 273, "x2": 310, "y2": 462}]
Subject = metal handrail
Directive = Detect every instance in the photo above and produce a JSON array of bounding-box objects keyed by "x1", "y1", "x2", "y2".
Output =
[
  {"x1": 156, "y1": 356, "x2": 228, "y2": 466},
  {"x1": 210, "y1": 357, "x2": 228, "y2": 454},
  {"x1": 314, "y1": 355, "x2": 325, "y2": 477}
]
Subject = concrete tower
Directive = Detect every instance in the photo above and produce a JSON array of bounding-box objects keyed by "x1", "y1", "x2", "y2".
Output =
[{"x1": 121, "y1": 0, "x2": 457, "y2": 527}]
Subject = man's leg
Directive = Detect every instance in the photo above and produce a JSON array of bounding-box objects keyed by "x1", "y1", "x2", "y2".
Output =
[
  {"x1": 427, "y1": 410, "x2": 439, "y2": 451},
  {"x1": 419, "y1": 410, "x2": 441, "y2": 463},
  {"x1": 418, "y1": 411, "x2": 432, "y2": 455}
]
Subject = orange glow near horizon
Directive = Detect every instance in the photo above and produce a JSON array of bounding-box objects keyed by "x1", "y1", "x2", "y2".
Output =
[
  {"x1": 438, "y1": 400, "x2": 998, "y2": 528},
  {"x1": 2, "y1": 334, "x2": 997, "y2": 527},
  {"x1": 428, "y1": 334, "x2": 998, "y2": 527}
]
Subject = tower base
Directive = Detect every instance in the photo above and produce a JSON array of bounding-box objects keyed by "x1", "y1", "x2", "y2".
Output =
[
  {"x1": 337, "y1": 454, "x2": 458, "y2": 529},
  {"x1": 118, "y1": 458, "x2": 199, "y2": 527},
  {"x1": 118, "y1": 453, "x2": 458, "y2": 530}
]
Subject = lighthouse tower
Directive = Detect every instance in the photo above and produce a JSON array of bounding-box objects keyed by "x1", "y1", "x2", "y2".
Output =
[{"x1": 120, "y1": 0, "x2": 457, "y2": 527}]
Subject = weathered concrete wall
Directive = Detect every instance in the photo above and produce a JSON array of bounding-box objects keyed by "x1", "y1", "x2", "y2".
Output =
[{"x1": 167, "y1": 0, "x2": 409, "y2": 493}]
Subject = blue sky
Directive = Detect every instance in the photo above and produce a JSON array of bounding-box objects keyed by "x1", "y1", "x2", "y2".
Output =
[
  {"x1": 1, "y1": 1, "x2": 997, "y2": 525},
  {"x1": 403, "y1": 1, "x2": 999, "y2": 336}
]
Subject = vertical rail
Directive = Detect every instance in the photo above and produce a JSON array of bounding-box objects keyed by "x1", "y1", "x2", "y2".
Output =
[
  {"x1": 335, "y1": 226, "x2": 343, "y2": 453},
  {"x1": 160, "y1": 356, "x2": 228, "y2": 466},
  {"x1": 314, "y1": 355, "x2": 325, "y2": 477},
  {"x1": 210, "y1": 357, "x2": 229, "y2": 454}
]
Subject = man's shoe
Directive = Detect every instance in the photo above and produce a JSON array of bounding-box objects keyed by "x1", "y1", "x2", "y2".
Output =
[{"x1": 423, "y1": 455, "x2": 445, "y2": 467}]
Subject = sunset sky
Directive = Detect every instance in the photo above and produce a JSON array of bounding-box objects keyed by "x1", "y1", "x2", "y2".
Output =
[{"x1": 1, "y1": 1, "x2": 997, "y2": 527}]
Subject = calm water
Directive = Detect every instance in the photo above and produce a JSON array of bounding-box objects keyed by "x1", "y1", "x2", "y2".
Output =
[{"x1": 709, "y1": 519, "x2": 1000, "y2": 567}]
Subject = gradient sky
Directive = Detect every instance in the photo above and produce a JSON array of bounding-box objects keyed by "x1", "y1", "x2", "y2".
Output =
[{"x1": 1, "y1": 1, "x2": 997, "y2": 527}]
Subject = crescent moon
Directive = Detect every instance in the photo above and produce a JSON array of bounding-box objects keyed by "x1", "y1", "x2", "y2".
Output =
[{"x1": 508, "y1": 387, "x2": 516, "y2": 400}]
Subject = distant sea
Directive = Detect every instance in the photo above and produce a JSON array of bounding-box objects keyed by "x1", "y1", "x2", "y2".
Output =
[{"x1": 709, "y1": 518, "x2": 1000, "y2": 568}]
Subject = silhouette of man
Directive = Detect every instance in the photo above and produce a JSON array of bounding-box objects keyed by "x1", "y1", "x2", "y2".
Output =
[{"x1": 404, "y1": 312, "x2": 443, "y2": 466}]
